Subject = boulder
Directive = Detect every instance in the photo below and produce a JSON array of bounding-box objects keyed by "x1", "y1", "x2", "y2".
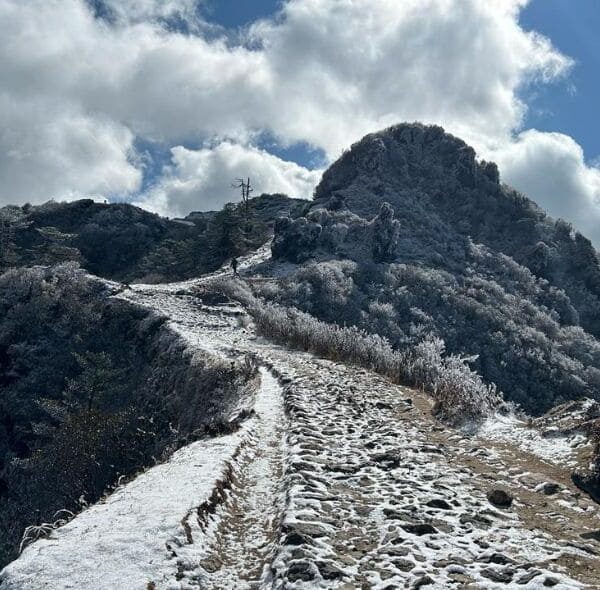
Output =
[
  {"x1": 316, "y1": 561, "x2": 345, "y2": 580},
  {"x1": 287, "y1": 561, "x2": 316, "y2": 582},
  {"x1": 413, "y1": 575, "x2": 434, "y2": 588},
  {"x1": 481, "y1": 567, "x2": 514, "y2": 583},
  {"x1": 541, "y1": 482, "x2": 561, "y2": 496},
  {"x1": 425, "y1": 499, "x2": 452, "y2": 510},
  {"x1": 487, "y1": 489, "x2": 513, "y2": 508}
]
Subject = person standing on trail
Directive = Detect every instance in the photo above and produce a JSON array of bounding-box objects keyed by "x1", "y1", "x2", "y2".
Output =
[{"x1": 231, "y1": 256, "x2": 239, "y2": 276}]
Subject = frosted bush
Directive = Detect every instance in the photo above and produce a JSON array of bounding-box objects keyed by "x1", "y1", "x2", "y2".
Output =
[
  {"x1": 371, "y1": 202, "x2": 400, "y2": 262},
  {"x1": 211, "y1": 278, "x2": 500, "y2": 425}
]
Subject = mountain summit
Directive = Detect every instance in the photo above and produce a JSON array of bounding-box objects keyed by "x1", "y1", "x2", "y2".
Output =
[
  {"x1": 314, "y1": 123, "x2": 600, "y2": 319},
  {"x1": 315, "y1": 123, "x2": 500, "y2": 214}
]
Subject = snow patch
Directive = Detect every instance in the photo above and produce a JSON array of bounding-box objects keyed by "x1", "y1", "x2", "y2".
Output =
[
  {"x1": 476, "y1": 413, "x2": 584, "y2": 467},
  {"x1": 0, "y1": 431, "x2": 247, "y2": 589}
]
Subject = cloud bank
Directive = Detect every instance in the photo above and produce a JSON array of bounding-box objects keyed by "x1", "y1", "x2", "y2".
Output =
[
  {"x1": 492, "y1": 130, "x2": 600, "y2": 239},
  {"x1": 135, "y1": 142, "x2": 321, "y2": 217},
  {"x1": 1, "y1": 0, "x2": 599, "y2": 241}
]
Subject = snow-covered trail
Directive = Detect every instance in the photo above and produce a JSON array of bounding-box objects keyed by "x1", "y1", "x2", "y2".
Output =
[
  {"x1": 117, "y1": 278, "x2": 600, "y2": 589},
  {"x1": 203, "y1": 370, "x2": 285, "y2": 586},
  {"x1": 3, "y1": 249, "x2": 600, "y2": 589},
  {"x1": 0, "y1": 364, "x2": 284, "y2": 590},
  {"x1": 0, "y1": 246, "x2": 287, "y2": 590},
  {"x1": 128, "y1": 241, "x2": 273, "y2": 295},
  {"x1": 170, "y1": 367, "x2": 287, "y2": 590}
]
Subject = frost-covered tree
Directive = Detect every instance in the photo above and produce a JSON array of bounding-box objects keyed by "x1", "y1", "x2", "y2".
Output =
[{"x1": 371, "y1": 202, "x2": 400, "y2": 263}]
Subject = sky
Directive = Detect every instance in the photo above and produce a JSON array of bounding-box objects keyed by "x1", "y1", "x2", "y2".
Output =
[
  {"x1": 520, "y1": 0, "x2": 600, "y2": 162},
  {"x1": 0, "y1": 0, "x2": 599, "y2": 242}
]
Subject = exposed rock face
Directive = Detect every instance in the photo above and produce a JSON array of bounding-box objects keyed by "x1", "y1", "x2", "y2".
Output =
[
  {"x1": 487, "y1": 489, "x2": 513, "y2": 508},
  {"x1": 272, "y1": 201, "x2": 402, "y2": 264}
]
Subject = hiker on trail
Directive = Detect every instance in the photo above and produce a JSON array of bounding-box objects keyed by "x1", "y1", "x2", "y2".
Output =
[{"x1": 231, "y1": 256, "x2": 239, "y2": 276}]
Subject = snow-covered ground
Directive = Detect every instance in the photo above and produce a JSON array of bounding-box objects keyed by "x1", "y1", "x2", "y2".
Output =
[
  {"x1": 123, "y1": 275, "x2": 600, "y2": 588},
  {"x1": 2, "y1": 250, "x2": 600, "y2": 589},
  {"x1": 0, "y1": 427, "x2": 246, "y2": 589},
  {"x1": 171, "y1": 367, "x2": 287, "y2": 589},
  {"x1": 261, "y1": 356, "x2": 592, "y2": 589},
  {"x1": 476, "y1": 413, "x2": 590, "y2": 468},
  {"x1": 0, "y1": 365, "x2": 283, "y2": 590}
]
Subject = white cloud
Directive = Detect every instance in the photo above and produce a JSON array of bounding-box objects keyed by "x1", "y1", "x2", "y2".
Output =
[
  {"x1": 136, "y1": 142, "x2": 321, "y2": 217},
  {"x1": 248, "y1": 0, "x2": 572, "y2": 154},
  {"x1": 0, "y1": 0, "x2": 142, "y2": 204},
  {"x1": 491, "y1": 130, "x2": 600, "y2": 242},
  {"x1": 0, "y1": 95, "x2": 141, "y2": 204},
  {"x1": 0, "y1": 0, "x2": 598, "y2": 242}
]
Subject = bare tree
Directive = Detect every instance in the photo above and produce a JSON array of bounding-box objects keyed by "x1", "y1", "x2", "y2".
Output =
[{"x1": 231, "y1": 177, "x2": 253, "y2": 231}]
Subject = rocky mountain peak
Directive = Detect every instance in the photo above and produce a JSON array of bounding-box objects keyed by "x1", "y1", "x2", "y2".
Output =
[{"x1": 314, "y1": 123, "x2": 500, "y2": 215}]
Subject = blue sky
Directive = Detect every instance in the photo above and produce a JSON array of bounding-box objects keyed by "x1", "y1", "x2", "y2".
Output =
[
  {"x1": 520, "y1": 0, "x2": 600, "y2": 164},
  {"x1": 202, "y1": 0, "x2": 281, "y2": 29}
]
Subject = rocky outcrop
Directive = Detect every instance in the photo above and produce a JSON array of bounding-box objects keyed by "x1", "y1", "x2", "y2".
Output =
[
  {"x1": 572, "y1": 421, "x2": 600, "y2": 503},
  {"x1": 271, "y1": 216, "x2": 322, "y2": 263},
  {"x1": 371, "y1": 202, "x2": 401, "y2": 262},
  {"x1": 310, "y1": 123, "x2": 600, "y2": 336},
  {"x1": 265, "y1": 123, "x2": 600, "y2": 418},
  {"x1": 271, "y1": 202, "x2": 402, "y2": 264},
  {"x1": 487, "y1": 489, "x2": 513, "y2": 508},
  {"x1": 314, "y1": 123, "x2": 500, "y2": 216}
]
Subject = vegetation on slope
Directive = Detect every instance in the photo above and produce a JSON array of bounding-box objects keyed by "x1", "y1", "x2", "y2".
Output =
[
  {"x1": 0, "y1": 194, "x2": 301, "y2": 283},
  {"x1": 0, "y1": 264, "x2": 256, "y2": 568},
  {"x1": 266, "y1": 124, "x2": 600, "y2": 415},
  {"x1": 204, "y1": 278, "x2": 501, "y2": 426}
]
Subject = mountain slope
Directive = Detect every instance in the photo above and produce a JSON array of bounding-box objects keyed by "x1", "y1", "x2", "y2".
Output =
[
  {"x1": 2, "y1": 256, "x2": 599, "y2": 588},
  {"x1": 267, "y1": 123, "x2": 600, "y2": 414},
  {"x1": 314, "y1": 123, "x2": 600, "y2": 335},
  {"x1": 0, "y1": 194, "x2": 302, "y2": 282}
]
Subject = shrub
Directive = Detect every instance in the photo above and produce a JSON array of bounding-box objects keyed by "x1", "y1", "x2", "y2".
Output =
[
  {"x1": 207, "y1": 278, "x2": 501, "y2": 426},
  {"x1": 401, "y1": 338, "x2": 499, "y2": 424}
]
